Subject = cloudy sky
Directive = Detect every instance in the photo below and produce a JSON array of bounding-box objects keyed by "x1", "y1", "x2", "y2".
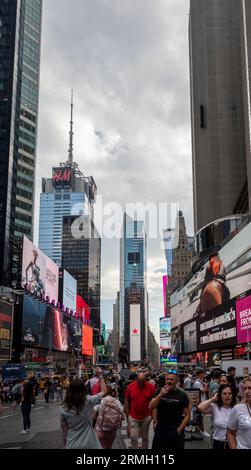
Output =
[{"x1": 35, "y1": 0, "x2": 193, "y2": 340}]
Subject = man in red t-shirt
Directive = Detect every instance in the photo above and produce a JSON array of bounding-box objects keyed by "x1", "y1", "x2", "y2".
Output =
[{"x1": 125, "y1": 372, "x2": 156, "y2": 449}]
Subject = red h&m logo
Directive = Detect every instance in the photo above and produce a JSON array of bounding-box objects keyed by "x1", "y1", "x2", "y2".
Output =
[{"x1": 53, "y1": 170, "x2": 71, "y2": 182}]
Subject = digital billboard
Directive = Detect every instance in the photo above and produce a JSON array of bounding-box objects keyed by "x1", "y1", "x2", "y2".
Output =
[
  {"x1": 236, "y1": 292, "x2": 251, "y2": 344},
  {"x1": 0, "y1": 300, "x2": 13, "y2": 361},
  {"x1": 82, "y1": 324, "x2": 93, "y2": 356},
  {"x1": 22, "y1": 295, "x2": 49, "y2": 348},
  {"x1": 22, "y1": 236, "x2": 59, "y2": 303},
  {"x1": 22, "y1": 294, "x2": 80, "y2": 352},
  {"x1": 159, "y1": 317, "x2": 171, "y2": 350},
  {"x1": 63, "y1": 270, "x2": 77, "y2": 312},
  {"x1": 198, "y1": 298, "x2": 237, "y2": 351},
  {"x1": 171, "y1": 325, "x2": 182, "y2": 354},
  {"x1": 183, "y1": 321, "x2": 197, "y2": 353},
  {"x1": 171, "y1": 221, "x2": 251, "y2": 329},
  {"x1": 130, "y1": 304, "x2": 141, "y2": 362},
  {"x1": 76, "y1": 295, "x2": 90, "y2": 323}
]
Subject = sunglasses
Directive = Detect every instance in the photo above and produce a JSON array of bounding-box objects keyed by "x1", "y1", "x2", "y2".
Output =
[{"x1": 166, "y1": 369, "x2": 178, "y2": 374}]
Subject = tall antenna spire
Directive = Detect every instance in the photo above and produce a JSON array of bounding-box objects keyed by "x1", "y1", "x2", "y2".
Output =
[{"x1": 68, "y1": 89, "x2": 74, "y2": 163}]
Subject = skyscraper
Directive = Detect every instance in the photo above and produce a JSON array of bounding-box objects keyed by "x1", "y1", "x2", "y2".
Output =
[
  {"x1": 163, "y1": 211, "x2": 193, "y2": 312},
  {"x1": 61, "y1": 215, "x2": 101, "y2": 337},
  {"x1": 38, "y1": 96, "x2": 97, "y2": 266},
  {"x1": 119, "y1": 214, "x2": 148, "y2": 361},
  {"x1": 0, "y1": 0, "x2": 42, "y2": 285},
  {"x1": 189, "y1": 0, "x2": 248, "y2": 232}
]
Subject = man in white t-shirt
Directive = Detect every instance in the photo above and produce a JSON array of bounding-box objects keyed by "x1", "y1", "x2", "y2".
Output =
[{"x1": 193, "y1": 369, "x2": 210, "y2": 438}]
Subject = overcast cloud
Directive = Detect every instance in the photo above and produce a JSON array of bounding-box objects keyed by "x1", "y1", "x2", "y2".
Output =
[{"x1": 35, "y1": 0, "x2": 192, "y2": 339}]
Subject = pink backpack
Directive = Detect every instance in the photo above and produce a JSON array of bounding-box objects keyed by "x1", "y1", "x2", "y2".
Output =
[{"x1": 97, "y1": 397, "x2": 122, "y2": 431}]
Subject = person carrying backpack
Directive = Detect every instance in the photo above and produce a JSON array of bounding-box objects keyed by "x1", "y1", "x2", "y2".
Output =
[{"x1": 94, "y1": 385, "x2": 124, "y2": 449}]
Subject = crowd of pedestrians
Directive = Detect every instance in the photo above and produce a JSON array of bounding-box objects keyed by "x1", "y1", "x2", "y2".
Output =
[
  {"x1": 58, "y1": 362, "x2": 251, "y2": 450},
  {"x1": 1, "y1": 361, "x2": 251, "y2": 450}
]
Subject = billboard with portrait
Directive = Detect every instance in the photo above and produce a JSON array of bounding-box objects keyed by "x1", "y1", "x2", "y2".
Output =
[
  {"x1": 63, "y1": 270, "x2": 77, "y2": 312},
  {"x1": 0, "y1": 300, "x2": 13, "y2": 361},
  {"x1": 160, "y1": 317, "x2": 171, "y2": 350},
  {"x1": 171, "y1": 221, "x2": 251, "y2": 329},
  {"x1": 22, "y1": 236, "x2": 59, "y2": 303}
]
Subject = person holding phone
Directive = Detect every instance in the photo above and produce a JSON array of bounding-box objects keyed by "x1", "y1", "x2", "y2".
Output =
[{"x1": 149, "y1": 370, "x2": 191, "y2": 449}]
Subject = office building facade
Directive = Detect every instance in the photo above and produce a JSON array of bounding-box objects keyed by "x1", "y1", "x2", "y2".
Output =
[
  {"x1": 61, "y1": 215, "x2": 101, "y2": 337},
  {"x1": 39, "y1": 164, "x2": 96, "y2": 266},
  {"x1": 189, "y1": 0, "x2": 248, "y2": 232},
  {"x1": 163, "y1": 211, "x2": 193, "y2": 312},
  {"x1": 0, "y1": 0, "x2": 42, "y2": 285},
  {"x1": 119, "y1": 214, "x2": 148, "y2": 361}
]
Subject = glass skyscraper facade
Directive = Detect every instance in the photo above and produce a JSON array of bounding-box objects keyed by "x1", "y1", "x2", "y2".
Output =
[
  {"x1": 62, "y1": 215, "x2": 101, "y2": 337},
  {"x1": 0, "y1": 0, "x2": 42, "y2": 286},
  {"x1": 119, "y1": 214, "x2": 148, "y2": 360},
  {"x1": 39, "y1": 163, "x2": 95, "y2": 267}
]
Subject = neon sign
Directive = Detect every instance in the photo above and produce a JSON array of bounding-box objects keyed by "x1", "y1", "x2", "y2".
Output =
[{"x1": 52, "y1": 169, "x2": 72, "y2": 183}]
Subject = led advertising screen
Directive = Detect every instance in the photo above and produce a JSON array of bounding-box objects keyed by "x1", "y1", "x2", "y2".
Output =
[
  {"x1": 22, "y1": 295, "x2": 49, "y2": 348},
  {"x1": 183, "y1": 320, "x2": 197, "y2": 353},
  {"x1": 76, "y1": 295, "x2": 90, "y2": 323},
  {"x1": 160, "y1": 317, "x2": 171, "y2": 350},
  {"x1": 22, "y1": 294, "x2": 81, "y2": 352},
  {"x1": 0, "y1": 300, "x2": 13, "y2": 361},
  {"x1": 171, "y1": 221, "x2": 251, "y2": 329},
  {"x1": 82, "y1": 324, "x2": 93, "y2": 356},
  {"x1": 197, "y1": 298, "x2": 236, "y2": 351},
  {"x1": 22, "y1": 236, "x2": 59, "y2": 303},
  {"x1": 236, "y1": 292, "x2": 251, "y2": 344},
  {"x1": 63, "y1": 270, "x2": 77, "y2": 312}
]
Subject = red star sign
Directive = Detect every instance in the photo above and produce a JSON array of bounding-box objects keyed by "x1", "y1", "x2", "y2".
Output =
[{"x1": 132, "y1": 328, "x2": 139, "y2": 334}]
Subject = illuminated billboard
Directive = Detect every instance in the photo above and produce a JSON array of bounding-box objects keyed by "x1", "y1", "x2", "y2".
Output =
[
  {"x1": 236, "y1": 293, "x2": 251, "y2": 345},
  {"x1": 63, "y1": 270, "x2": 77, "y2": 312},
  {"x1": 171, "y1": 221, "x2": 251, "y2": 329},
  {"x1": 183, "y1": 320, "x2": 197, "y2": 353},
  {"x1": 22, "y1": 236, "x2": 59, "y2": 303},
  {"x1": 22, "y1": 294, "x2": 80, "y2": 352},
  {"x1": 76, "y1": 295, "x2": 90, "y2": 323},
  {"x1": 197, "y1": 298, "x2": 237, "y2": 351},
  {"x1": 0, "y1": 300, "x2": 13, "y2": 361},
  {"x1": 130, "y1": 304, "x2": 141, "y2": 362},
  {"x1": 52, "y1": 167, "x2": 72, "y2": 186},
  {"x1": 159, "y1": 317, "x2": 171, "y2": 350},
  {"x1": 82, "y1": 324, "x2": 93, "y2": 356}
]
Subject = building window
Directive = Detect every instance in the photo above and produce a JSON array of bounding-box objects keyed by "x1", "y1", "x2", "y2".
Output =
[
  {"x1": 200, "y1": 105, "x2": 205, "y2": 128},
  {"x1": 128, "y1": 253, "x2": 140, "y2": 264}
]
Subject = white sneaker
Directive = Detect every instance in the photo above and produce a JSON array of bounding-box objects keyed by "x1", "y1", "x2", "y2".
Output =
[
  {"x1": 202, "y1": 431, "x2": 210, "y2": 438},
  {"x1": 20, "y1": 430, "x2": 27, "y2": 434}
]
